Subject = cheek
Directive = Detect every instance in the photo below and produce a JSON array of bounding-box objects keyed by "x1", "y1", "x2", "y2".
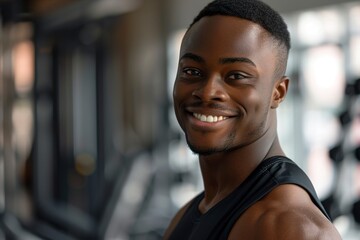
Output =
[
  {"x1": 173, "y1": 80, "x2": 183, "y2": 101},
  {"x1": 231, "y1": 87, "x2": 272, "y2": 118},
  {"x1": 173, "y1": 81, "x2": 187, "y2": 127},
  {"x1": 231, "y1": 88, "x2": 263, "y2": 112},
  {"x1": 173, "y1": 80, "x2": 194, "y2": 104},
  {"x1": 172, "y1": 80, "x2": 178, "y2": 101},
  {"x1": 251, "y1": 84, "x2": 274, "y2": 110}
]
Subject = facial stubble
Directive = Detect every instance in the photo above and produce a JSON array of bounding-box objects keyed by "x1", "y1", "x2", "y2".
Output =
[{"x1": 185, "y1": 107, "x2": 270, "y2": 156}]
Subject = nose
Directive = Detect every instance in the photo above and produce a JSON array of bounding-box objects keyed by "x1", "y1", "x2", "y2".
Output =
[{"x1": 192, "y1": 74, "x2": 228, "y2": 102}]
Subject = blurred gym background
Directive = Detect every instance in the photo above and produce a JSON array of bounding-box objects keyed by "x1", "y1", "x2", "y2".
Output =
[{"x1": 0, "y1": 0, "x2": 360, "y2": 239}]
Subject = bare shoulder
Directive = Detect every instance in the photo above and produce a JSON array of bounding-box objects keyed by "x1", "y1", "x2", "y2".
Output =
[
  {"x1": 163, "y1": 199, "x2": 194, "y2": 240},
  {"x1": 229, "y1": 184, "x2": 342, "y2": 240}
]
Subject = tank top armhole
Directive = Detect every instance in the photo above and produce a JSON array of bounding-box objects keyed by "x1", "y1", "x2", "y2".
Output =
[{"x1": 221, "y1": 156, "x2": 331, "y2": 238}]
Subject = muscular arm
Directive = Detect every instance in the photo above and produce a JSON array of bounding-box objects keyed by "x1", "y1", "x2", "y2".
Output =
[
  {"x1": 252, "y1": 206, "x2": 341, "y2": 240},
  {"x1": 229, "y1": 184, "x2": 342, "y2": 240}
]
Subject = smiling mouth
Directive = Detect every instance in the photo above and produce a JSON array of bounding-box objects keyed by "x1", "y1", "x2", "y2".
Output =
[{"x1": 192, "y1": 113, "x2": 229, "y2": 123}]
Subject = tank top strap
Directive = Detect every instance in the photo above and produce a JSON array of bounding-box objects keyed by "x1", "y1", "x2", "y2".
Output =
[
  {"x1": 169, "y1": 156, "x2": 329, "y2": 240},
  {"x1": 220, "y1": 155, "x2": 330, "y2": 238}
]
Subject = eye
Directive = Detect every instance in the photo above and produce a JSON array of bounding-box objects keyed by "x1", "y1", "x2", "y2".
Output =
[
  {"x1": 182, "y1": 68, "x2": 202, "y2": 77},
  {"x1": 227, "y1": 72, "x2": 247, "y2": 80}
]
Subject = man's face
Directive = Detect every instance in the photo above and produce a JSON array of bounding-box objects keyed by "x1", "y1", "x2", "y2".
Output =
[{"x1": 173, "y1": 15, "x2": 282, "y2": 155}]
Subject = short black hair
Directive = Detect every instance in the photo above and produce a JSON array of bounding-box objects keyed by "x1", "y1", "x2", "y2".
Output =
[{"x1": 189, "y1": 0, "x2": 291, "y2": 76}]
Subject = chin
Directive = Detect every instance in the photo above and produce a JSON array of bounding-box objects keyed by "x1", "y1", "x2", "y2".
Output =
[
  {"x1": 186, "y1": 139, "x2": 231, "y2": 156},
  {"x1": 185, "y1": 131, "x2": 237, "y2": 156},
  {"x1": 189, "y1": 147, "x2": 220, "y2": 156}
]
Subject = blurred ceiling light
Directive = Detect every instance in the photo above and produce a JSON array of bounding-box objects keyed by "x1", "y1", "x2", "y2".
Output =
[
  {"x1": 298, "y1": 12, "x2": 324, "y2": 45},
  {"x1": 302, "y1": 45, "x2": 345, "y2": 109},
  {"x1": 303, "y1": 110, "x2": 341, "y2": 147},
  {"x1": 307, "y1": 146, "x2": 336, "y2": 200},
  {"x1": 350, "y1": 36, "x2": 360, "y2": 77},
  {"x1": 350, "y1": 112, "x2": 360, "y2": 146},
  {"x1": 298, "y1": 9, "x2": 343, "y2": 46},
  {"x1": 349, "y1": 5, "x2": 360, "y2": 34},
  {"x1": 12, "y1": 41, "x2": 34, "y2": 95},
  {"x1": 319, "y1": 10, "x2": 344, "y2": 42}
]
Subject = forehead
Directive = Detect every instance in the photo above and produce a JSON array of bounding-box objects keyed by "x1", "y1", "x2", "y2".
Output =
[{"x1": 181, "y1": 15, "x2": 276, "y2": 62}]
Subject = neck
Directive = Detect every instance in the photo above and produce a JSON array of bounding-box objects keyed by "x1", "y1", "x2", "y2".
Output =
[{"x1": 197, "y1": 120, "x2": 284, "y2": 213}]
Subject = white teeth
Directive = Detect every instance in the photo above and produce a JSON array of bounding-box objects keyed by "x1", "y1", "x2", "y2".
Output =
[{"x1": 193, "y1": 113, "x2": 228, "y2": 123}]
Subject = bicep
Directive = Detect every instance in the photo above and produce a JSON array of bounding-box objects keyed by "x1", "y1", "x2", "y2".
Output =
[{"x1": 255, "y1": 210, "x2": 342, "y2": 240}]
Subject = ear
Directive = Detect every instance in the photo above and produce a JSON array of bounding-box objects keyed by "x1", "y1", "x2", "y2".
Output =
[{"x1": 271, "y1": 76, "x2": 289, "y2": 109}]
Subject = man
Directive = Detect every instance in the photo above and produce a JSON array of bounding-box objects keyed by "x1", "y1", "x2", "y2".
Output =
[{"x1": 163, "y1": 0, "x2": 342, "y2": 239}]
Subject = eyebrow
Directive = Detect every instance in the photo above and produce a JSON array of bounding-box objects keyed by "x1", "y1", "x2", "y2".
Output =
[
  {"x1": 180, "y1": 52, "x2": 256, "y2": 68},
  {"x1": 180, "y1": 53, "x2": 205, "y2": 63},
  {"x1": 219, "y1": 57, "x2": 257, "y2": 67}
]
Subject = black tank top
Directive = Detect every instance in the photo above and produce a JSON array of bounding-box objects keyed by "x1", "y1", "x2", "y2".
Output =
[{"x1": 168, "y1": 156, "x2": 330, "y2": 240}]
